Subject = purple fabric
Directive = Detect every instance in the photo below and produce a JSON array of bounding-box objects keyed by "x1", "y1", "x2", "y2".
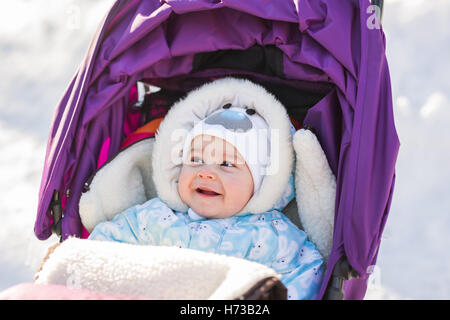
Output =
[{"x1": 35, "y1": 0, "x2": 399, "y2": 299}]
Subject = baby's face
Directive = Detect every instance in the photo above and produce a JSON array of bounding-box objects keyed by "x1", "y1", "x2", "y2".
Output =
[{"x1": 178, "y1": 135, "x2": 254, "y2": 219}]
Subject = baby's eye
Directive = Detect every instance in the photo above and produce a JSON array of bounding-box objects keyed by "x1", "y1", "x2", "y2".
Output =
[
  {"x1": 220, "y1": 161, "x2": 235, "y2": 168},
  {"x1": 190, "y1": 156, "x2": 203, "y2": 164}
]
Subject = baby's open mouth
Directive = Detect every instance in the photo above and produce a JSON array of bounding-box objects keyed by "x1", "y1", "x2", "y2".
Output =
[{"x1": 196, "y1": 187, "x2": 221, "y2": 196}]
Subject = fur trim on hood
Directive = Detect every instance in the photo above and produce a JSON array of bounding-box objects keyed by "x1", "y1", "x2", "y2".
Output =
[{"x1": 152, "y1": 77, "x2": 294, "y2": 214}]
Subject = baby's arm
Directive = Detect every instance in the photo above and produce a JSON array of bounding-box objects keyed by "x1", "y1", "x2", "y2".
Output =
[
  {"x1": 280, "y1": 240, "x2": 324, "y2": 300},
  {"x1": 270, "y1": 215, "x2": 325, "y2": 300},
  {"x1": 88, "y1": 197, "x2": 178, "y2": 245},
  {"x1": 88, "y1": 204, "x2": 143, "y2": 244}
]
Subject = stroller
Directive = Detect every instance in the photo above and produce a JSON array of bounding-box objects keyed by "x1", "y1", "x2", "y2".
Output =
[{"x1": 32, "y1": 0, "x2": 398, "y2": 300}]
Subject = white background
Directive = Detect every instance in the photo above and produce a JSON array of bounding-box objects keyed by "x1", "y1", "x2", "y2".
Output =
[{"x1": 0, "y1": 0, "x2": 449, "y2": 299}]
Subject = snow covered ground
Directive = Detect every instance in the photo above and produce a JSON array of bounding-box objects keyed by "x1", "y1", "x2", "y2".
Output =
[
  {"x1": 0, "y1": 0, "x2": 114, "y2": 291},
  {"x1": 0, "y1": 0, "x2": 449, "y2": 299}
]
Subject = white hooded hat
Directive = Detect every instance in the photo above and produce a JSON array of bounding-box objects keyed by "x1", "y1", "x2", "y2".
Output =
[{"x1": 152, "y1": 77, "x2": 294, "y2": 214}]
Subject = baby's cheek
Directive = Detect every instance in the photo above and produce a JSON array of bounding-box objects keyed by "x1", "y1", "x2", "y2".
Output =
[
  {"x1": 223, "y1": 175, "x2": 253, "y2": 209},
  {"x1": 177, "y1": 166, "x2": 193, "y2": 202}
]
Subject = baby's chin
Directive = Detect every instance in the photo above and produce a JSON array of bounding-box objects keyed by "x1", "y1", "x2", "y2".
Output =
[
  {"x1": 180, "y1": 189, "x2": 249, "y2": 219},
  {"x1": 189, "y1": 201, "x2": 240, "y2": 219},
  {"x1": 190, "y1": 206, "x2": 233, "y2": 219}
]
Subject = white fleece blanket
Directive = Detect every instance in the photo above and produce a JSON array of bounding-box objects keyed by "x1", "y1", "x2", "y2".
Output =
[{"x1": 35, "y1": 238, "x2": 280, "y2": 300}]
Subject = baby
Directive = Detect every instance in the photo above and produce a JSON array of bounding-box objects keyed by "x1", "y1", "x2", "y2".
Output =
[
  {"x1": 89, "y1": 78, "x2": 324, "y2": 300},
  {"x1": 178, "y1": 134, "x2": 255, "y2": 219}
]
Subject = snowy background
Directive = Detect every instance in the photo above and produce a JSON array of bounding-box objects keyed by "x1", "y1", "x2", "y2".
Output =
[{"x1": 0, "y1": 0, "x2": 449, "y2": 299}]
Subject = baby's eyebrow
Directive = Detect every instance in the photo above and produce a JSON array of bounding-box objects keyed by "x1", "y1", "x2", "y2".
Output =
[
  {"x1": 190, "y1": 141, "x2": 245, "y2": 163},
  {"x1": 224, "y1": 151, "x2": 238, "y2": 159},
  {"x1": 224, "y1": 151, "x2": 245, "y2": 164},
  {"x1": 190, "y1": 145, "x2": 205, "y2": 154}
]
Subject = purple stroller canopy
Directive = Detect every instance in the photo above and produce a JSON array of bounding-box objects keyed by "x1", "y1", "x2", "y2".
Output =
[{"x1": 35, "y1": 0, "x2": 399, "y2": 299}]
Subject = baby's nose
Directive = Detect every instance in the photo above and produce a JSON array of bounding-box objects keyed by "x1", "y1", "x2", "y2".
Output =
[{"x1": 197, "y1": 169, "x2": 217, "y2": 180}]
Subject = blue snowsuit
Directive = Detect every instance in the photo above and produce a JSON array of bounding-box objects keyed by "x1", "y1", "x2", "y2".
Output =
[{"x1": 89, "y1": 173, "x2": 324, "y2": 300}]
